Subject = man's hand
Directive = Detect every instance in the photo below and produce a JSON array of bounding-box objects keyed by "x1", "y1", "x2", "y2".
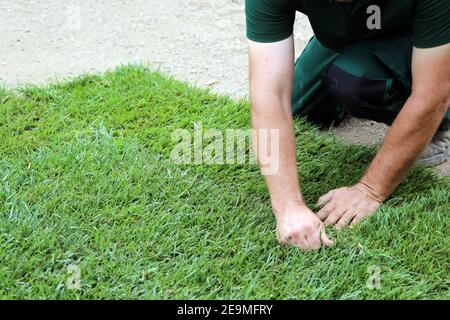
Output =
[
  {"x1": 316, "y1": 183, "x2": 382, "y2": 230},
  {"x1": 276, "y1": 202, "x2": 334, "y2": 251}
]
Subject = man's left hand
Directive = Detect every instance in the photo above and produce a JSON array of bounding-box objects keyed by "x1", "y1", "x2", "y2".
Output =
[{"x1": 316, "y1": 183, "x2": 383, "y2": 230}]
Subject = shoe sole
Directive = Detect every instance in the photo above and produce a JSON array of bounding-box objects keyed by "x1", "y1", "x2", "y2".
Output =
[{"x1": 417, "y1": 143, "x2": 450, "y2": 167}]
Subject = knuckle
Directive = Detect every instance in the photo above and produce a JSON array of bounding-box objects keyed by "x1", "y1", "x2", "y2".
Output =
[
  {"x1": 291, "y1": 230, "x2": 302, "y2": 239},
  {"x1": 325, "y1": 216, "x2": 336, "y2": 225}
]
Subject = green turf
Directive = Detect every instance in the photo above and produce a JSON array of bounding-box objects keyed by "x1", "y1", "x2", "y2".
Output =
[{"x1": 0, "y1": 65, "x2": 448, "y2": 299}]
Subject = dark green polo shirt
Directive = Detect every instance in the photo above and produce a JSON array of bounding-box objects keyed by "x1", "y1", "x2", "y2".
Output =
[{"x1": 245, "y1": 0, "x2": 450, "y2": 50}]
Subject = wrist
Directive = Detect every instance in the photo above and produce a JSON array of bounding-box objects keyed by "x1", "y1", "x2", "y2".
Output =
[
  {"x1": 356, "y1": 180, "x2": 387, "y2": 203},
  {"x1": 272, "y1": 198, "x2": 307, "y2": 218}
]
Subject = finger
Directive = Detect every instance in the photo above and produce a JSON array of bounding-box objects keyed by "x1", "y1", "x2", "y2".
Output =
[
  {"x1": 276, "y1": 228, "x2": 292, "y2": 246},
  {"x1": 287, "y1": 233, "x2": 309, "y2": 251},
  {"x1": 293, "y1": 236, "x2": 310, "y2": 251},
  {"x1": 276, "y1": 229, "x2": 287, "y2": 245},
  {"x1": 336, "y1": 211, "x2": 357, "y2": 230},
  {"x1": 320, "y1": 225, "x2": 334, "y2": 247},
  {"x1": 305, "y1": 233, "x2": 321, "y2": 251},
  {"x1": 324, "y1": 207, "x2": 346, "y2": 226},
  {"x1": 317, "y1": 190, "x2": 337, "y2": 208},
  {"x1": 276, "y1": 229, "x2": 281, "y2": 243},
  {"x1": 350, "y1": 213, "x2": 366, "y2": 226},
  {"x1": 317, "y1": 202, "x2": 336, "y2": 221}
]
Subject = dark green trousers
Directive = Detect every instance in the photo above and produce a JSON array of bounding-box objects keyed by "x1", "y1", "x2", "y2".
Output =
[{"x1": 292, "y1": 35, "x2": 450, "y2": 131}]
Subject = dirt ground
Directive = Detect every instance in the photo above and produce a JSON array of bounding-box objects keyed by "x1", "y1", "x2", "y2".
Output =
[{"x1": 1, "y1": 0, "x2": 448, "y2": 175}]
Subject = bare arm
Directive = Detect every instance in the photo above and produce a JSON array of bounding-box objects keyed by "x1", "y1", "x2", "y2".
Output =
[
  {"x1": 318, "y1": 43, "x2": 450, "y2": 229},
  {"x1": 248, "y1": 36, "x2": 332, "y2": 250},
  {"x1": 248, "y1": 36, "x2": 301, "y2": 213},
  {"x1": 361, "y1": 44, "x2": 450, "y2": 200}
]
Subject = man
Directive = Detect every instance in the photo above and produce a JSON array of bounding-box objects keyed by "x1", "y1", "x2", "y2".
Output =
[{"x1": 245, "y1": 0, "x2": 450, "y2": 251}]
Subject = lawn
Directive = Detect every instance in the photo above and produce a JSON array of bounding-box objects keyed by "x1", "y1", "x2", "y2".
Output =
[{"x1": 0, "y1": 65, "x2": 448, "y2": 299}]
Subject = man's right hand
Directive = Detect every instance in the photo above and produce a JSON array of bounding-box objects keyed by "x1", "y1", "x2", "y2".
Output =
[{"x1": 276, "y1": 202, "x2": 334, "y2": 251}]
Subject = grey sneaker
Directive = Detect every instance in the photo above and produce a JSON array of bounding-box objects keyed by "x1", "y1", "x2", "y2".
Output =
[{"x1": 417, "y1": 129, "x2": 450, "y2": 167}]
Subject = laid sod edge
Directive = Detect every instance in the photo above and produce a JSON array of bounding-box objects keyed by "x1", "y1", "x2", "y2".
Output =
[{"x1": 0, "y1": 65, "x2": 448, "y2": 299}]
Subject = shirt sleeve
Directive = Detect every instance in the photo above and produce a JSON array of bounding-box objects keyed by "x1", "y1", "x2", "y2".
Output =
[
  {"x1": 245, "y1": 0, "x2": 296, "y2": 43},
  {"x1": 413, "y1": 0, "x2": 450, "y2": 48}
]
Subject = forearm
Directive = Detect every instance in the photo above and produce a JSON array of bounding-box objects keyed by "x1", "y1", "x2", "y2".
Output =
[
  {"x1": 360, "y1": 94, "x2": 449, "y2": 201},
  {"x1": 251, "y1": 95, "x2": 304, "y2": 216}
]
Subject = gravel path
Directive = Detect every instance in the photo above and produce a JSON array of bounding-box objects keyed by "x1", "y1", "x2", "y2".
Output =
[{"x1": 1, "y1": 0, "x2": 448, "y2": 175}]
